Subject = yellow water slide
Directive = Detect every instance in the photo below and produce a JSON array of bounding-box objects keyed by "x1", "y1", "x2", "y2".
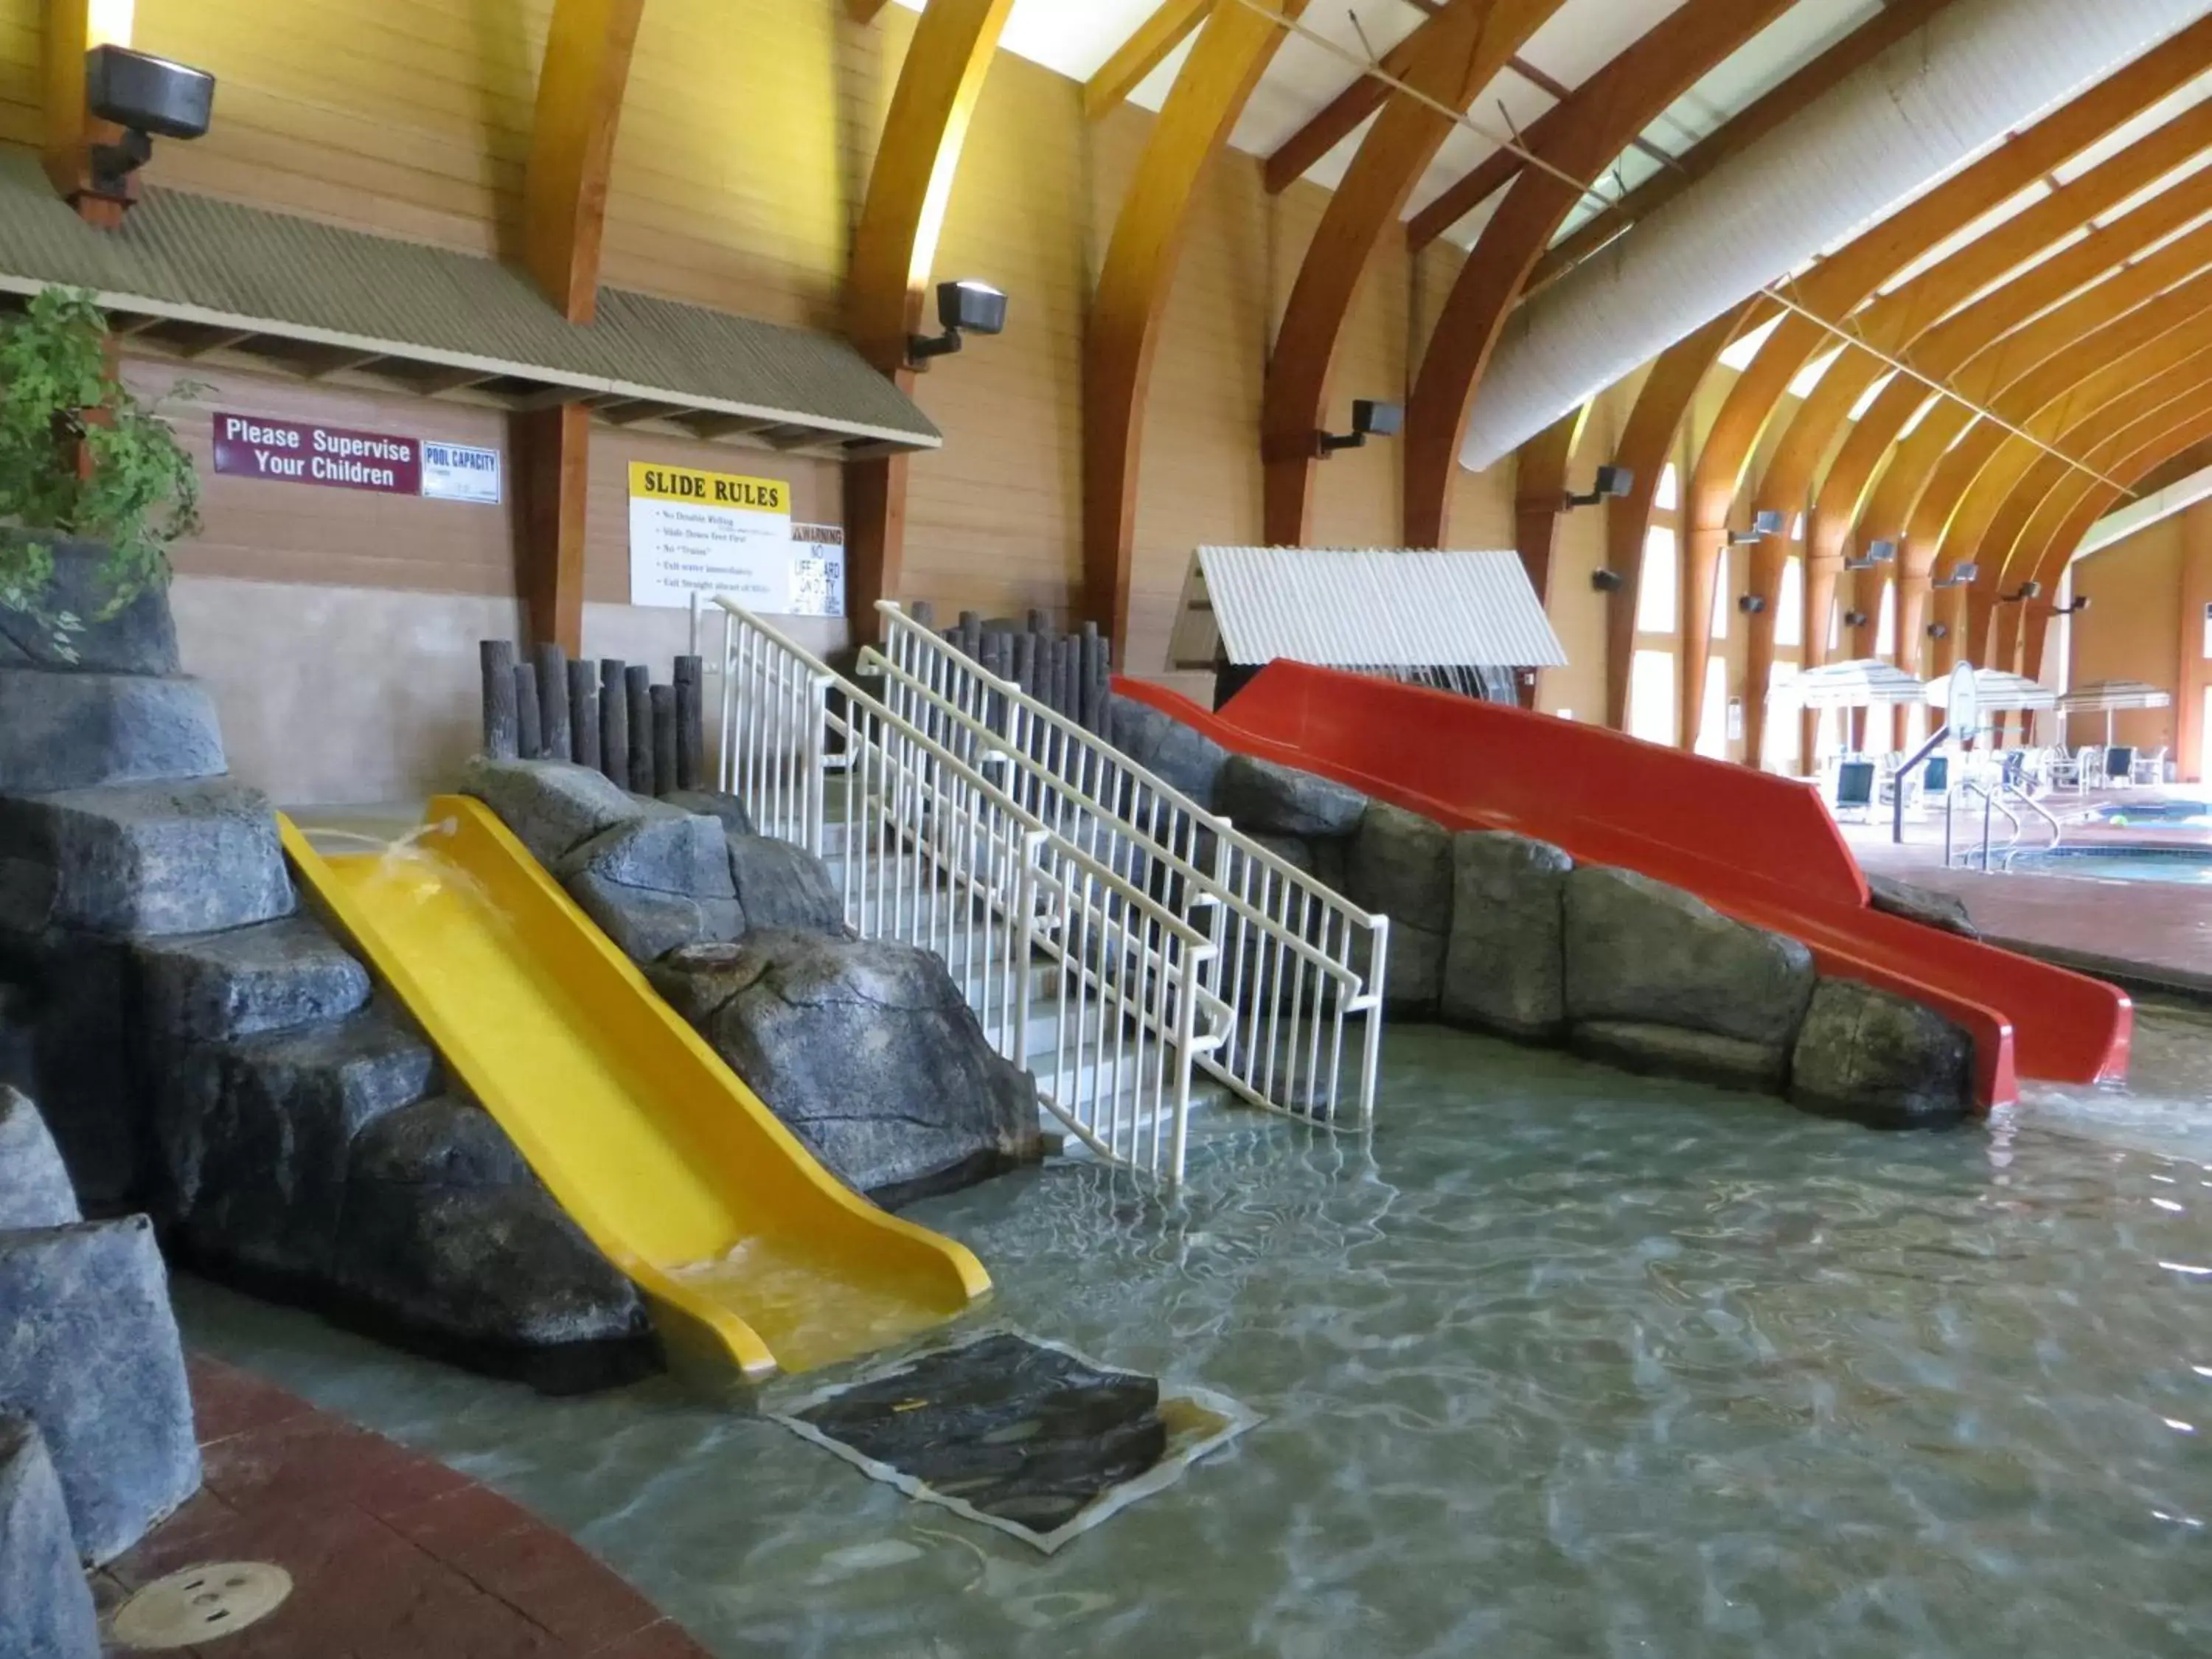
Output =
[{"x1": 280, "y1": 795, "x2": 990, "y2": 1382}]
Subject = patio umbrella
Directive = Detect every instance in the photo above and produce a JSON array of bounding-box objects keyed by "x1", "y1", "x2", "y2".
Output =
[
  {"x1": 1770, "y1": 658, "x2": 1929, "y2": 709},
  {"x1": 1924, "y1": 667, "x2": 2056, "y2": 717},
  {"x1": 2055, "y1": 678, "x2": 2171, "y2": 743}
]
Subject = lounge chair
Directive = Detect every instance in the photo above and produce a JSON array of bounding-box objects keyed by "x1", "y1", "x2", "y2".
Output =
[
  {"x1": 2105, "y1": 745, "x2": 2137, "y2": 789},
  {"x1": 2132, "y1": 746, "x2": 2168, "y2": 786},
  {"x1": 1830, "y1": 759, "x2": 1877, "y2": 824}
]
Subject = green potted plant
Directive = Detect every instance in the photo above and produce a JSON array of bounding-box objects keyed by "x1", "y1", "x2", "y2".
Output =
[{"x1": 0, "y1": 285, "x2": 201, "y2": 669}]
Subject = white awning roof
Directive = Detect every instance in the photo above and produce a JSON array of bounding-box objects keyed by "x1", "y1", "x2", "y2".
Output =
[
  {"x1": 2056, "y1": 678, "x2": 2172, "y2": 713},
  {"x1": 1772, "y1": 658, "x2": 1928, "y2": 708},
  {"x1": 1192, "y1": 547, "x2": 1568, "y2": 670}
]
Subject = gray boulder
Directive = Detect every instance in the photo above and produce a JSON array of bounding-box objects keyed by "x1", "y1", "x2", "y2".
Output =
[
  {"x1": 1790, "y1": 979, "x2": 1974, "y2": 1130},
  {"x1": 1228, "y1": 830, "x2": 1348, "y2": 895},
  {"x1": 0, "y1": 984, "x2": 29, "y2": 1097},
  {"x1": 0, "y1": 538, "x2": 180, "y2": 676},
  {"x1": 1106, "y1": 694, "x2": 1229, "y2": 809},
  {"x1": 1444, "y1": 831, "x2": 1573, "y2": 1040},
  {"x1": 461, "y1": 755, "x2": 646, "y2": 869},
  {"x1": 650, "y1": 931, "x2": 1042, "y2": 1206},
  {"x1": 728, "y1": 833, "x2": 845, "y2": 934},
  {"x1": 1214, "y1": 754, "x2": 1368, "y2": 838},
  {"x1": 556, "y1": 813, "x2": 744, "y2": 963},
  {"x1": 1564, "y1": 866, "x2": 1816, "y2": 1048},
  {"x1": 1346, "y1": 801, "x2": 1452, "y2": 1015},
  {"x1": 1573, "y1": 1020, "x2": 1791, "y2": 1093},
  {"x1": 0, "y1": 668, "x2": 225, "y2": 793},
  {"x1": 0, "y1": 778, "x2": 294, "y2": 938},
  {"x1": 0, "y1": 1216, "x2": 199, "y2": 1564},
  {"x1": 135, "y1": 915, "x2": 371, "y2": 1042},
  {"x1": 0, "y1": 1088, "x2": 79, "y2": 1229},
  {"x1": 659, "y1": 787, "x2": 757, "y2": 835},
  {"x1": 1867, "y1": 874, "x2": 1980, "y2": 941},
  {"x1": 333, "y1": 1098, "x2": 656, "y2": 1390},
  {"x1": 153, "y1": 1003, "x2": 439, "y2": 1283},
  {"x1": 0, "y1": 1415, "x2": 100, "y2": 1658}
]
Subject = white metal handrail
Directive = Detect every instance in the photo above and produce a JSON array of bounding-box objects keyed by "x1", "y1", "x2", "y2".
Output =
[
  {"x1": 713, "y1": 597, "x2": 1226, "y2": 1180},
  {"x1": 872, "y1": 601, "x2": 1388, "y2": 1127}
]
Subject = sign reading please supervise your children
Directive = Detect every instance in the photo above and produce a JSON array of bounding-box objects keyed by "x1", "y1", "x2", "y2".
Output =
[
  {"x1": 626, "y1": 462, "x2": 844, "y2": 618},
  {"x1": 211, "y1": 413, "x2": 502, "y2": 504}
]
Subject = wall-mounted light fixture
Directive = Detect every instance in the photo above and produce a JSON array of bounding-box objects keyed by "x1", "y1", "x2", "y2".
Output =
[
  {"x1": 1843, "y1": 538, "x2": 1899, "y2": 572},
  {"x1": 2050, "y1": 595, "x2": 2091, "y2": 616},
  {"x1": 1562, "y1": 465, "x2": 1634, "y2": 509},
  {"x1": 1932, "y1": 561, "x2": 1980, "y2": 590},
  {"x1": 1737, "y1": 594, "x2": 1766, "y2": 614},
  {"x1": 1927, "y1": 622, "x2": 1950, "y2": 640},
  {"x1": 908, "y1": 279, "x2": 1009, "y2": 364},
  {"x1": 1726, "y1": 509, "x2": 1788, "y2": 546},
  {"x1": 1316, "y1": 399, "x2": 1403, "y2": 457},
  {"x1": 1843, "y1": 608, "x2": 1870, "y2": 628},
  {"x1": 83, "y1": 45, "x2": 217, "y2": 200},
  {"x1": 1590, "y1": 567, "x2": 1625, "y2": 594},
  {"x1": 2000, "y1": 580, "x2": 2044, "y2": 604}
]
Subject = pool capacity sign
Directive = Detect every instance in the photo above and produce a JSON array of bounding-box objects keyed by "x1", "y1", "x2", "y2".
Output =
[
  {"x1": 211, "y1": 414, "x2": 502, "y2": 504},
  {"x1": 626, "y1": 462, "x2": 844, "y2": 618}
]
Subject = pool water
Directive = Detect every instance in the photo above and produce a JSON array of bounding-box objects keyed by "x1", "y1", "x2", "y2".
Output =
[
  {"x1": 2011, "y1": 847, "x2": 2212, "y2": 884},
  {"x1": 176, "y1": 1023, "x2": 2212, "y2": 1659}
]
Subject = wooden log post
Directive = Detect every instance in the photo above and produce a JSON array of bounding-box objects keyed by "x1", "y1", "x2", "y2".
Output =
[
  {"x1": 672, "y1": 655, "x2": 705, "y2": 790},
  {"x1": 599, "y1": 659, "x2": 628, "y2": 785},
  {"x1": 1078, "y1": 622, "x2": 1104, "y2": 732},
  {"x1": 480, "y1": 639, "x2": 519, "y2": 759},
  {"x1": 650, "y1": 684, "x2": 678, "y2": 798},
  {"x1": 514, "y1": 662, "x2": 543, "y2": 758},
  {"x1": 566, "y1": 658, "x2": 599, "y2": 769},
  {"x1": 534, "y1": 642, "x2": 571, "y2": 762},
  {"x1": 625, "y1": 665, "x2": 654, "y2": 795}
]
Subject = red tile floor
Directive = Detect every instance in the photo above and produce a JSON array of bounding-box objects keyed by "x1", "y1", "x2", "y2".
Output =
[{"x1": 95, "y1": 1355, "x2": 711, "y2": 1658}]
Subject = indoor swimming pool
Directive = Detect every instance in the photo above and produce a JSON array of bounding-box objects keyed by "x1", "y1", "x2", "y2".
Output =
[{"x1": 175, "y1": 1023, "x2": 2212, "y2": 1658}]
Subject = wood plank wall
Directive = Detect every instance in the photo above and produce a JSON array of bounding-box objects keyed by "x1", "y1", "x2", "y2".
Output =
[{"x1": 0, "y1": 0, "x2": 1606, "y2": 697}]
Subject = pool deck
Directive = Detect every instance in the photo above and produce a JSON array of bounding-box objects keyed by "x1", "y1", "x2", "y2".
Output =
[
  {"x1": 96, "y1": 1354, "x2": 709, "y2": 1658},
  {"x1": 1842, "y1": 788, "x2": 2212, "y2": 998}
]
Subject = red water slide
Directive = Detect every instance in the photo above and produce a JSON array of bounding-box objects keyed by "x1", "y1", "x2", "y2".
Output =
[{"x1": 1118, "y1": 665, "x2": 2135, "y2": 1110}]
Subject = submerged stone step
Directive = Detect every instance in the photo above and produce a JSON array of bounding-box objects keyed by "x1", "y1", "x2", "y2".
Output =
[
  {"x1": 0, "y1": 778, "x2": 294, "y2": 938},
  {"x1": 0, "y1": 668, "x2": 226, "y2": 793},
  {"x1": 136, "y1": 914, "x2": 372, "y2": 1042}
]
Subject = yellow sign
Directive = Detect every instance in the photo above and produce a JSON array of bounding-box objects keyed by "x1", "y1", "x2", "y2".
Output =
[{"x1": 627, "y1": 462, "x2": 788, "y2": 514}]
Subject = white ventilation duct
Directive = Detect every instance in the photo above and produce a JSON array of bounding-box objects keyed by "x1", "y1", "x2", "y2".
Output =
[{"x1": 1457, "y1": 0, "x2": 2210, "y2": 473}]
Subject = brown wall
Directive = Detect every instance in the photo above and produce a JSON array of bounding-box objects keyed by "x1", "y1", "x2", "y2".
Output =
[{"x1": 2066, "y1": 503, "x2": 2212, "y2": 774}]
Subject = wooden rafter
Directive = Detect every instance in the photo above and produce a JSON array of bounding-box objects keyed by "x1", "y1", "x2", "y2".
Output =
[
  {"x1": 1262, "y1": 0, "x2": 1567, "y2": 547},
  {"x1": 842, "y1": 0, "x2": 1018, "y2": 640},
  {"x1": 522, "y1": 0, "x2": 647, "y2": 324},
  {"x1": 42, "y1": 0, "x2": 138, "y2": 226},
  {"x1": 1513, "y1": 404, "x2": 1587, "y2": 608},
  {"x1": 1401, "y1": 0, "x2": 1792, "y2": 549},
  {"x1": 1083, "y1": 0, "x2": 1310, "y2": 654},
  {"x1": 1261, "y1": 9, "x2": 1430, "y2": 195},
  {"x1": 1677, "y1": 22, "x2": 2212, "y2": 750},
  {"x1": 1524, "y1": 0, "x2": 1961, "y2": 300},
  {"x1": 1085, "y1": 0, "x2": 1213, "y2": 122}
]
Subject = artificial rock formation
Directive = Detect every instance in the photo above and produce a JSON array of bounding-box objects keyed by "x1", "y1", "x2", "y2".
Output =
[
  {"x1": 650, "y1": 933, "x2": 1042, "y2": 1206},
  {"x1": 1347, "y1": 801, "x2": 1453, "y2": 1017},
  {"x1": 1214, "y1": 753, "x2": 1368, "y2": 838},
  {"x1": 1790, "y1": 979, "x2": 1974, "y2": 1129},
  {"x1": 0, "y1": 1085, "x2": 80, "y2": 1231},
  {"x1": 1442, "y1": 831, "x2": 1573, "y2": 1040},
  {"x1": 1106, "y1": 693, "x2": 1230, "y2": 809},
  {"x1": 0, "y1": 1414, "x2": 100, "y2": 1659}
]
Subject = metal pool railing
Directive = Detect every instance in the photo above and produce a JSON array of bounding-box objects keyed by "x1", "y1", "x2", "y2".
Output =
[
  {"x1": 872, "y1": 601, "x2": 1388, "y2": 1127},
  {"x1": 712, "y1": 597, "x2": 1228, "y2": 1181}
]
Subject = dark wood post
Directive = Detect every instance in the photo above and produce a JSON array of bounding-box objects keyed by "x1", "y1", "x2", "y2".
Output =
[
  {"x1": 566, "y1": 658, "x2": 599, "y2": 769},
  {"x1": 481, "y1": 639, "x2": 518, "y2": 759},
  {"x1": 650, "y1": 684, "x2": 678, "y2": 797},
  {"x1": 625, "y1": 665, "x2": 654, "y2": 794},
  {"x1": 599, "y1": 659, "x2": 629, "y2": 785},
  {"x1": 672, "y1": 655, "x2": 704, "y2": 790},
  {"x1": 1078, "y1": 622, "x2": 1104, "y2": 732},
  {"x1": 534, "y1": 641, "x2": 571, "y2": 762},
  {"x1": 514, "y1": 662, "x2": 543, "y2": 759}
]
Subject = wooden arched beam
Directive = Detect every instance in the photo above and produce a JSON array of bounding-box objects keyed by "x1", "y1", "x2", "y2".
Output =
[
  {"x1": 1514, "y1": 403, "x2": 1586, "y2": 602},
  {"x1": 1084, "y1": 0, "x2": 1212, "y2": 122},
  {"x1": 1599, "y1": 299, "x2": 1774, "y2": 731},
  {"x1": 524, "y1": 0, "x2": 650, "y2": 323},
  {"x1": 841, "y1": 0, "x2": 1017, "y2": 640},
  {"x1": 1260, "y1": 0, "x2": 1566, "y2": 548},
  {"x1": 1677, "y1": 27, "x2": 2212, "y2": 749},
  {"x1": 1082, "y1": 0, "x2": 1311, "y2": 654},
  {"x1": 1735, "y1": 132, "x2": 2212, "y2": 761},
  {"x1": 1526, "y1": 0, "x2": 1959, "y2": 301},
  {"x1": 1401, "y1": 0, "x2": 1791, "y2": 549}
]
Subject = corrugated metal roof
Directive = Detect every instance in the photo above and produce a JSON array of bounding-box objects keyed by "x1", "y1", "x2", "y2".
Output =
[
  {"x1": 0, "y1": 152, "x2": 937, "y2": 451},
  {"x1": 1196, "y1": 547, "x2": 1568, "y2": 669}
]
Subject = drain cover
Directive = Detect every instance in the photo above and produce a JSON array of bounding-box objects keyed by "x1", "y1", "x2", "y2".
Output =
[{"x1": 110, "y1": 1562, "x2": 292, "y2": 1649}]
